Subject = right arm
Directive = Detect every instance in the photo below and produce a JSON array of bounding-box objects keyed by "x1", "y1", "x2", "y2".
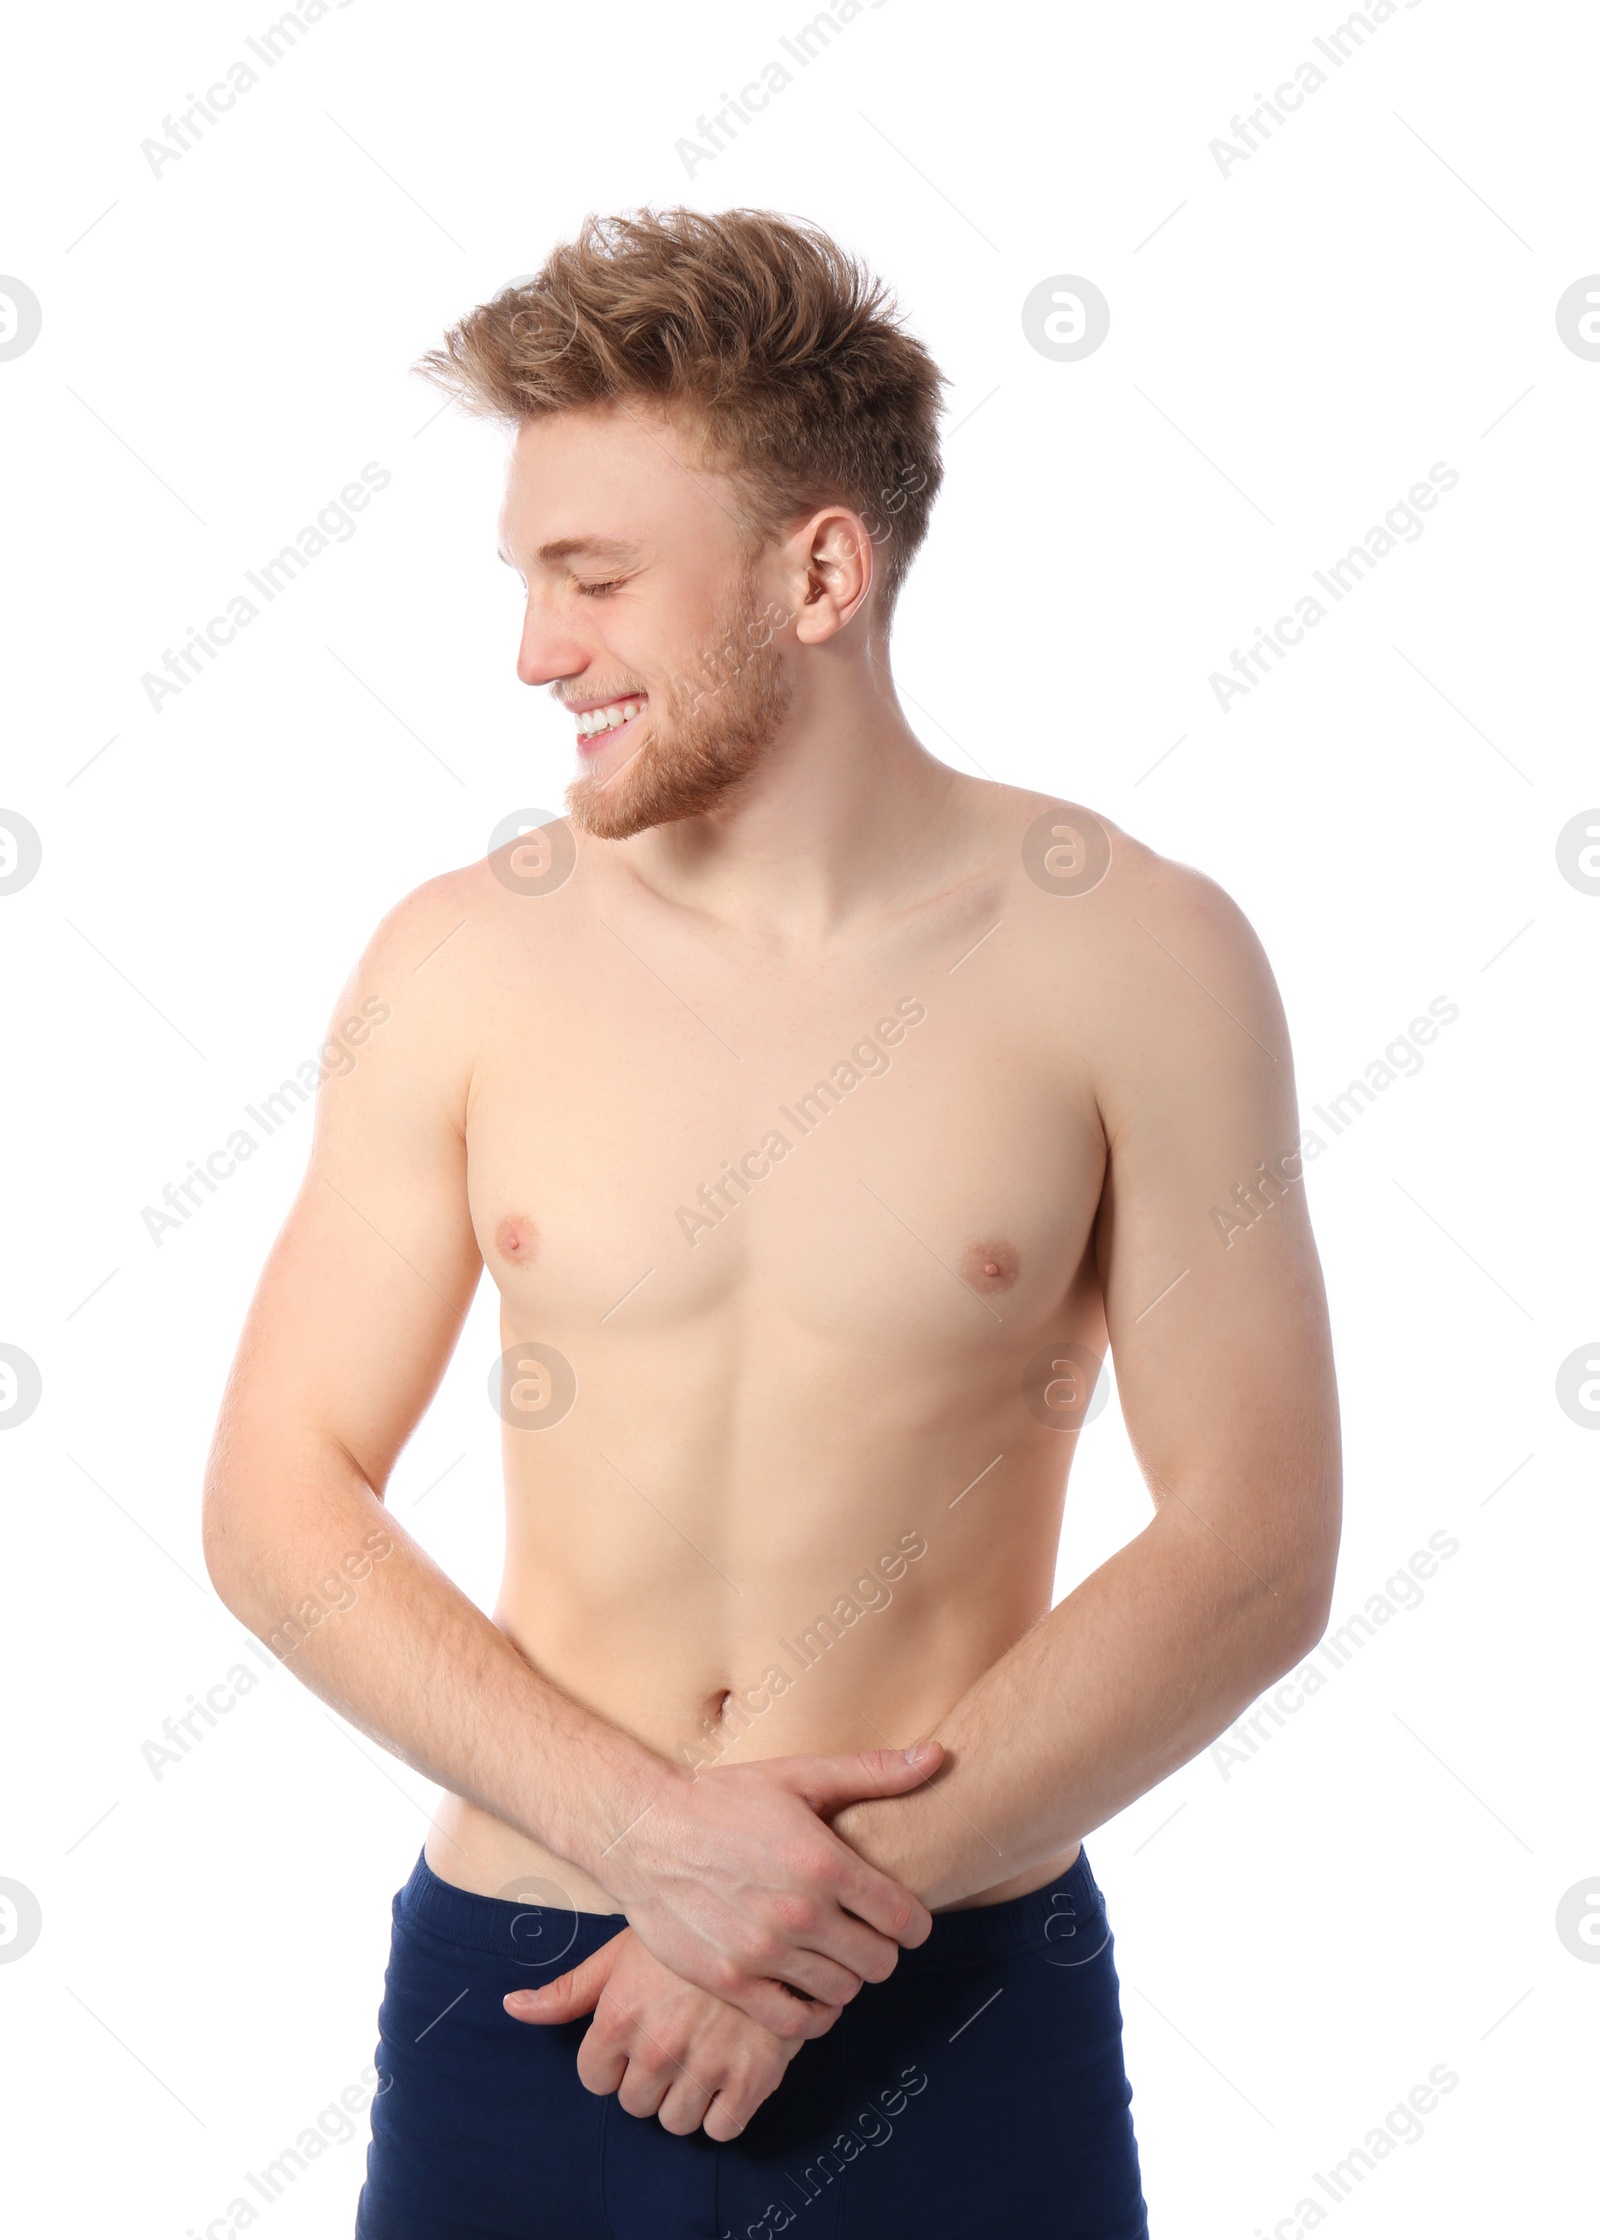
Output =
[{"x1": 201, "y1": 874, "x2": 937, "y2": 2036}]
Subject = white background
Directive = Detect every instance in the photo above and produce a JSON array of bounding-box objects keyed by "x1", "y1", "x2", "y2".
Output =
[{"x1": 1, "y1": 0, "x2": 1595, "y2": 2232}]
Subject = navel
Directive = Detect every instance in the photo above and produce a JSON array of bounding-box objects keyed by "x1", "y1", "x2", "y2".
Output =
[
  {"x1": 962, "y1": 1238, "x2": 1020, "y2": 1292},
  {"x1": 495, "y1": 1213, "x2": 539, "y2": 1263}
]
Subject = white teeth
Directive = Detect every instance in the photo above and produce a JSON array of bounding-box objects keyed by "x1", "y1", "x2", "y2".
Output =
[{"x1": 577, "y1": 699, "x2": 642, "y2": 737}]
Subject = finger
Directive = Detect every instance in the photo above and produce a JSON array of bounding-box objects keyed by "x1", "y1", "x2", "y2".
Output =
[
  {"x1": 579, "y1": 1984, "x2": 720, "y2": 2109},
  {"x1": 770, "y1": 1902, "x2": 909, "y2": 1990},
  {"x1": 703, "y1": 2092, "x2": 751, "y2": 2143},
  {"x1": 702, "y1": 2055, "x2": 793, "y2": 2142},
  {"x1": 504, "y1": 1935, "x2": 622, "y2": 2026},
  {"x1": 576, "y1": 2028, "x2": 627, "y2": 2098},
  {"x1": 616, "y1": 2053, "x2": 675, "y2": 2121},
  {"x1": 758, "y1": 1941, "x2": 867, "y2": 2008},
  {"x1": 722, "y1": 1975, "x2": 844, "y2": 2041},
  {"x1": 821, "y1": 1843, "x2": 934, "y2": 1950},
  {"x1": 617, "y1": 1924, "x2": 826, "y2": 2039},
  {"x1": 656, "y1": 2072, "x2": 715, "y2": 2136},
  {"x1": 779, "y1": 1743, "x2": 943, "y2": 1815}
]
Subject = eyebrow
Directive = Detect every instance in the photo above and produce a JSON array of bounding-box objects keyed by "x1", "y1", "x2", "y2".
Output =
[{"x1": 497, "y1": 535, "x2": 640, "y2": 568}]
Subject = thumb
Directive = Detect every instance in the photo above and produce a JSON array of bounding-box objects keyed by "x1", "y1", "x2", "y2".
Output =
[
  {"x1": 787, "y1": 1742, "x2": 944, "y2": 1814},
  {"x1": 504, "y1": 1938, "x2": 619, "y2": 2026}
]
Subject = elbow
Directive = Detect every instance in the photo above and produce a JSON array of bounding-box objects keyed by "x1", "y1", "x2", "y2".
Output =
[
  {"x1": 1267, "y1": 1535, "x2": 1340, "y2": 1671},
  {"x1": 201, "y1": 1472, "x2": 250, "y2": 1615},
  {"x1": 1277, "y1": 1574, "x2": 1335, "y2": 1668},
  {"x1": 200, "y1": 1422, "x2": 273, "y2": 1621},
  {"x1": 202, "y1": 1478, "x2": 291, "y2": 1658},
  {"x1": 1268, "y1": 1458, "x2": 1343, "y2": 1667}
]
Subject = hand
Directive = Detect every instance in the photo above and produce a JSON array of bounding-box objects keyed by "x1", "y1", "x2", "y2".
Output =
[
  {"x1": 505, "y1": 1926, "x2": 820, "y2": 2140},
  {"x1": 599, "y1": 1743, "x2": 944, "y2": 2038}
]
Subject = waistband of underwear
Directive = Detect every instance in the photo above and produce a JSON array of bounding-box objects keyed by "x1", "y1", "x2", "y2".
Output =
[{"x1": 392, "y1": 1843, "x2": 1107, "y2": 1975}]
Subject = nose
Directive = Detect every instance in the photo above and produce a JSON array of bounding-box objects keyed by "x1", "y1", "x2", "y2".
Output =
[{"x1": 515, "y1": 589, "x2": 591, "y2": 693}]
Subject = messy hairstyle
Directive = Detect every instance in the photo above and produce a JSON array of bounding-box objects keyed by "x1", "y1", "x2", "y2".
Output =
[{"x1": 416, "y1": 207, "x2": 947, "y2": 626}]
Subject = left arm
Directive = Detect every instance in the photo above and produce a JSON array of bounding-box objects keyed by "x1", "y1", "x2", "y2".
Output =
[{"x1": 832, "y1": 856, "x2": 1342, "y2": 1904}]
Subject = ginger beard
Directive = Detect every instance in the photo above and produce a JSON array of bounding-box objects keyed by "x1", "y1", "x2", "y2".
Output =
[{"x1": 564, "y1": 566, "x2": 795, "y2": 841}]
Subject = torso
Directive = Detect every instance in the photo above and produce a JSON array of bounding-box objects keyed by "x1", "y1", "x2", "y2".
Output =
[{"x1": 425, "y1": 781, "x2": 1122, "y2": 1912}]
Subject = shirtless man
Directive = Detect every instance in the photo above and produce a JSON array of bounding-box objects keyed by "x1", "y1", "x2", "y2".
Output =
[{"x1": 202, "y1": 209, "x2": 1340, "y2": 2239}]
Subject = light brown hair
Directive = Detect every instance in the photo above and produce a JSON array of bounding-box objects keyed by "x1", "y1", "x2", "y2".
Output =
[{"x1": 417, "y1": 207, "x2": 948, "y2": 625}]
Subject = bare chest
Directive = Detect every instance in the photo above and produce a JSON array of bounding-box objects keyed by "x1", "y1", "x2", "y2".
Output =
[{"x1": 462, "y1": 916, "x2": 1106, "y2": 1359}]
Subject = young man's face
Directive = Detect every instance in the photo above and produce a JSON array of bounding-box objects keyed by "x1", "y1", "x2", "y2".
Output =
[{"x1": 498, "y1": 402, "x2": 795, "y2": 840}]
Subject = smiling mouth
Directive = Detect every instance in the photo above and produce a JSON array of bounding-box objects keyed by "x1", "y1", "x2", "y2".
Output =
[{"x1": 572, "y1": 695, "x2": 647, "y2": 757}]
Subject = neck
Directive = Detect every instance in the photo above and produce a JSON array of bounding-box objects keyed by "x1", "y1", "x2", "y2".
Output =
[{"x1": 615, "y1": 646, "x2": 966, "y2": 947}]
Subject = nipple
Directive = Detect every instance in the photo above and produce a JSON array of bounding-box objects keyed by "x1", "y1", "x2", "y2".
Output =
[
  {"x1": 962, "y1": 1238, "x2": 1020, "y2": 1293},
  {"x1": 495, "y1": 1214, "x2": 539, "y2": 1262}
]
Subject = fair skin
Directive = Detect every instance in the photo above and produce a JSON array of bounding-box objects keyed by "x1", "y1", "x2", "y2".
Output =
[{"x1": 203, "y1": 397, "x2": 1340, "y2": 2144}]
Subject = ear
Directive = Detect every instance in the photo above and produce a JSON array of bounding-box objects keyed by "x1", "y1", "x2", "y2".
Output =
[{"x1": 785, "y1": 506, "x2": 877, "y2": 644}]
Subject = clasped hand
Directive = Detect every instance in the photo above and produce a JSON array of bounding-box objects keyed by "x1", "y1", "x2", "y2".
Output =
[{"x1": 505, "y1": 1743, "x2": 942, "y2": 2136}]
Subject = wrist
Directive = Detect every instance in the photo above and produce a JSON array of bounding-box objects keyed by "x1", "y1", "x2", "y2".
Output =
[
  {"x1": 563, "y1": 1744, "x2": 688, "y2": 1897},
  {"x1": 831, "y1": 1780, "x2": 977, "y2": 1911},
  {"x1": 829, "y1": 1791, "x2": 910, "y2": 1881}
]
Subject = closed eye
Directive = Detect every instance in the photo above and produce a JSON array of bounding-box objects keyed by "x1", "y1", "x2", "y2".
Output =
[{"x1": 575, "y1": 578, "x2": 621, "y2": 598}]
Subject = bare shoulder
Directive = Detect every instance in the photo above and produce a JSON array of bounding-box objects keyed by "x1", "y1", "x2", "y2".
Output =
[
  {"x1": 972, "y1": 779, "x2": 1263, "y2": 965},
  {"x1": 975, "y1": 780, "x2": 1292, "y2": 1098},
  {"x1": 339, "y1": 830, "x2": 575, "y2": 1005},
  {"x1": 317, "y1": 850, "x2": 543, "y2": 1130},
  {"x1": 1095, "y1": 810, "x2": 1273, "y2": 985},
  {"x1": 345, "y1": 855, "x2": 493, "y2": 985}
]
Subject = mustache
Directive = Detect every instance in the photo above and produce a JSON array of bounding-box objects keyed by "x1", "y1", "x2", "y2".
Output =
[{"x1": 552, "y1": 684, "x2": 648, "y2": 711}]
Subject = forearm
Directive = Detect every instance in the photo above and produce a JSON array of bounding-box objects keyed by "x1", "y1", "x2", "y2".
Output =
[
  {"x1": 832, "y1": 1499, "x2": 1330, "y2": 1908},
  {"x1": 203, "y1": 1420, "x2": 941, "y2": 2039},
  {"x1": 202, "y1": 1430, "x2": 673, "y2": 1886}
]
